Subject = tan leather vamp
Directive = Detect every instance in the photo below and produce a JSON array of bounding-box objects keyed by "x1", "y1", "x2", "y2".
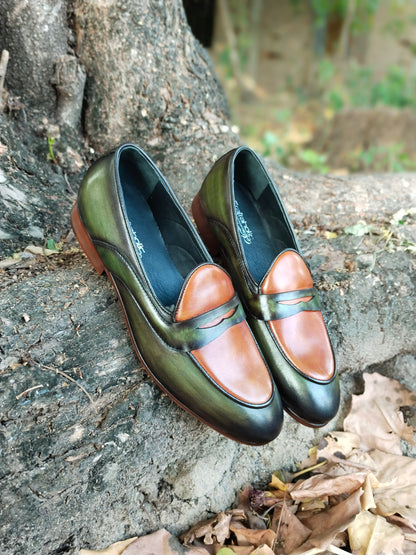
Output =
[
  {"x1": 174, "y1": 264, "x2": 234, "y2": 322},
  {"x1": 175, "y1": 264, "x2": 273, "y2": 405},
  {"x1": 261, "y1": 251, "x2": 335, "y2": 381}
]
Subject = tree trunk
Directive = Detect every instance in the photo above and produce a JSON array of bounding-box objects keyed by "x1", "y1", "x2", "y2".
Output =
[
  {"x1": 0, "y1": 0, "x2": 238, "y2": 259},
  {"x1": 0, "y1": 0, "x2": 69, "y2": 120},
  {"x1": 74, "y1": 0, "x2": 231, "y2": 155},
  {"x1": 1, "y1": 2, "x2": 416, "y2": 555}
]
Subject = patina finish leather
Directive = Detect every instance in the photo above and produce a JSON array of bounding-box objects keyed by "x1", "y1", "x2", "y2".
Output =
[
  {"x1": 175, "y1": 265, "x2": 273, "y2": 405},
  {"x1": 192, "y1": 146, "x2": 339, "y2": 427},
  {"x1": 72, "y1": 143, "x2": 283, "y2": 444},
  {"x1": 261, "y1": 250, "x2": 335, "y2": 382}
]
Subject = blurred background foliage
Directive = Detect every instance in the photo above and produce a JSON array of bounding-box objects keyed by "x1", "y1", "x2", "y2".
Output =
[{"x1": 184, "y1": 0, "x2": 416, "y2": 173}]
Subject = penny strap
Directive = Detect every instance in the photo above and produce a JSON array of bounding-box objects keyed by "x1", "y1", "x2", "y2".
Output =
[
  {"x1": 173, "y1": 292, "x2": 246, "y2": 351},
  {"x1": 248, "y1": 287, "x2": 321, "y2": 321}
]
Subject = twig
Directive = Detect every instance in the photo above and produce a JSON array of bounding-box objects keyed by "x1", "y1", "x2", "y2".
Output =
[
  {"x1": 63, "y1": 171, "x2": 76, "y2": 196},
  {"x1": 0, "y1": 49, "x2": 9, "y2": 111},
  {"x1": 275, "y1": 496, "x2": 286, "y2": 537},
  {"x1": 272, "y1": 493, "x2": 288, "y2": 552},
  {"x1": 16, "y1": 384, "x2": 44, "y2": 399},
  {"x1": 292, "y1": 459, "x2": 328, "y2": 479},
  {"x1": 29, "y1": 356, "x2": 97, "y2": 412}
]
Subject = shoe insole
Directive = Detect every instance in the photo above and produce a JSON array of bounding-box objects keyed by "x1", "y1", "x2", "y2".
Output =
[
  {"x1": 123, "y1": 182, "x2": 185, "y2": 307},
  {"x1": 234, "y1": 182, "x2": 287, "y2": 283}
]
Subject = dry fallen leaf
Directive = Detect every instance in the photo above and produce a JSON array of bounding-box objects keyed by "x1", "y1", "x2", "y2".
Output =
[
  {"x1": 229, "y1": 523, "x2": 275, "y2": 549},
  {"x1": 181, "y1": 510, "x2": 245, "y2": 547},
  {"x1": 79, "y1": 536, "x2": 138, "y2": 555},
  {"x1": 292, "y1": 488, "x2": 363, "y2": 554},
  {"x1": 81, "y1": 372, "x2": 415, "y2": 555},
  {"x1": 315, "y1": 432, "x2": 361, "y2": 464},
  {"x1": 24, "y1": 245, "x2": 59, "y2": 256},
  {"x1": 288, "y1": 471, "x2": 368, "y2": 501},
  {"x1": 369, "y1": 449, "x2": 416, "y2": 527},
  {"x1": 348, "y1": 510, "x2": 404, "y2": 555},
  {"x1": 343, "y1": 372, "x2": 416, "y2": 454},
  {"x1": 123, "y1": 529, "x2": 206, "y2": 554},
  {"x1": 250, "y1": 546, "x2": 275, "y2": 555},
  {"x1": 273, "y1": 500, "x2": 311, "y2": 554},
  {"x1": 386, "y1": 514, "x2": 416, "y2": 542}
]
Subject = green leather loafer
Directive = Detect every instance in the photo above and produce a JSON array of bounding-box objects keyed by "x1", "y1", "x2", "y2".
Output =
[
  {"x1": 192, "y1": 146, "x2": 339, "y2": 427},
  {"x1": 71, "y1": 143, "x2": 283, "y2": 444}
]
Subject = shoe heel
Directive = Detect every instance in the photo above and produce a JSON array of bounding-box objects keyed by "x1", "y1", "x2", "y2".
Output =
[
  {"x1": 192, "y1": 193, "x2": 221, "y2": 256},
  {"x1": 71, "y1": 202, "x2": 105, "y2": 275}
]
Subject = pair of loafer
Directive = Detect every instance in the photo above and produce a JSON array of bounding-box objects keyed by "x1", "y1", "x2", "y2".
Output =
[{"x1": 71, "y1": 143, "x2": 339, "y2": 445}]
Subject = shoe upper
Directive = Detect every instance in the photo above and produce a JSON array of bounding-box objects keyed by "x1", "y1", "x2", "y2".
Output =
[
  {"x1": 197, "y1": 146, "x2": 339, "y2": 426},
  {"x1": 76, "y1": 143, "x2": 283, "y2": 444}
]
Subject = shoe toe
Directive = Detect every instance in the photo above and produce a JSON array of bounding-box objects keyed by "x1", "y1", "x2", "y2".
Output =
[{"x1": 174, "y1": 264, "x2": 283, "y2": 443}]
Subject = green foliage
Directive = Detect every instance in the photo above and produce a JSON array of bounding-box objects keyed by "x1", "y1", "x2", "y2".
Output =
[
  {"x1": 261, "y1": 131, "x2": 278, "y2": 157},
  {"x1": 351, "y1": 0, "x2": 379, "y2": 34},
  {"x1": 47, "y1": 136, "x2": 56, "y2": 162},
  {"x1": 370, "y1": 66, "x2": 415, "y2": 108},
  {"x1": 219, "y1": 47, "x2": 234, "y2": 79},
  {"x1": 383, "y1": 17, "x2": 406, "y2": 37},
  {"x1": 344, "y1": 221, "x2": 375, "y2": 236},
  {"x1": 216, "y1": 549, "x2": 235, "y2": 555},
  {"x1": 309, "y1": 0, "x2": 379, "y2": 33},
  {"x1": 346, "y1": 65, "x2": 374, "y2": 106},
  {"x1": 317, "y1": 58, "x2": 335, "y2": 86},
  {"x1": 328, "y1": 64, "x2": 416, "y2": 110},
  {"x1": 355, "y1": 144, "x2": 416, "y2": 172},
  {"x1": 260, "y1": 131, "x2": 287, "y2": 162},
  {"x1": 310, "y1": 0, "x2": 348, "y2": 28},
  {"x1": 328, "y1": 89, "x2": 345, "y2": 112},
  {"x1": 298, "y1": 149, "x2": 329, "y2": 174},
  {"x1": 274, "y1": 108, "x2": 292, "y2": 124},
  {"x1": 46, "y1": 238, "x2": 59, "y2": 251}
]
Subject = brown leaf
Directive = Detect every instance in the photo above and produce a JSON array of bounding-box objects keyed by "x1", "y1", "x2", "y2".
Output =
[
  {"x1": 288, "y1": 471, "x2": 368, "y2": 501},
  {"x1": 316, "y1": 432, "x2": 361, "y2": 463},
  {"x1": 79, "y1": 537, "x2": 138, "y2": 555},
  {"x1": 343, "y1": 372, "x2": 416, "y2": 454},
  {"x1": 369, "y1": 449, "x2": 416, "y2": 527},
  {"x1": 361, "y1": 473, "x2": 379, "y2": 511},
  {"x1": 182, "y1": 511, "x2": 245, "y2": 547},
  {"x1": 273, "y1": 501, "x2": 312, "y2": 555},
  {"x1": 348, "y1": 510, "x2": 405, "y2": 555},
  {"x1": 228, "y1": 523, "x2": 275, "y2": 549},
  {"x1": 385, "y1": 515, "x2": 416, "y2": 542},
  {"x1": 292, "y1": 487, "x2": 363, "y2": 554},
  {"x1": 250, "y1": 546, "x2": 275, "y2": 555},
  {"x1": 122, "y1": 529, "x2": 205, "y2": 555},
  {"x1": 237, "y1": 486, "x2": 269, "y2": 530}
]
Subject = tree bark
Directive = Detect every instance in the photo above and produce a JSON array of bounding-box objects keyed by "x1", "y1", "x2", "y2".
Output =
[
  {"x1": 1, "y1": 164, "x2": 416, "y2": 554},
  {"x1": 0, "y1": 0, "x2": 69, "y2": 120},
  {"x1": 74, "y1": 0, "x2": 231, "y2": 154},
  {"x1": 1, "y1": 2, "x2": 416, "y2": 555},
  {"x1": 0, "y1": 0, "x2": 238, "y2": 259}
]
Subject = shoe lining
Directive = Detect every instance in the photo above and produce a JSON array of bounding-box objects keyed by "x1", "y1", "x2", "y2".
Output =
[
  {"x1": 233, "y1": 149, "x2": 296, "y2": 283},
  {"x1": 120, "y1": 150, "x2": 203, "y2": 307}
]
